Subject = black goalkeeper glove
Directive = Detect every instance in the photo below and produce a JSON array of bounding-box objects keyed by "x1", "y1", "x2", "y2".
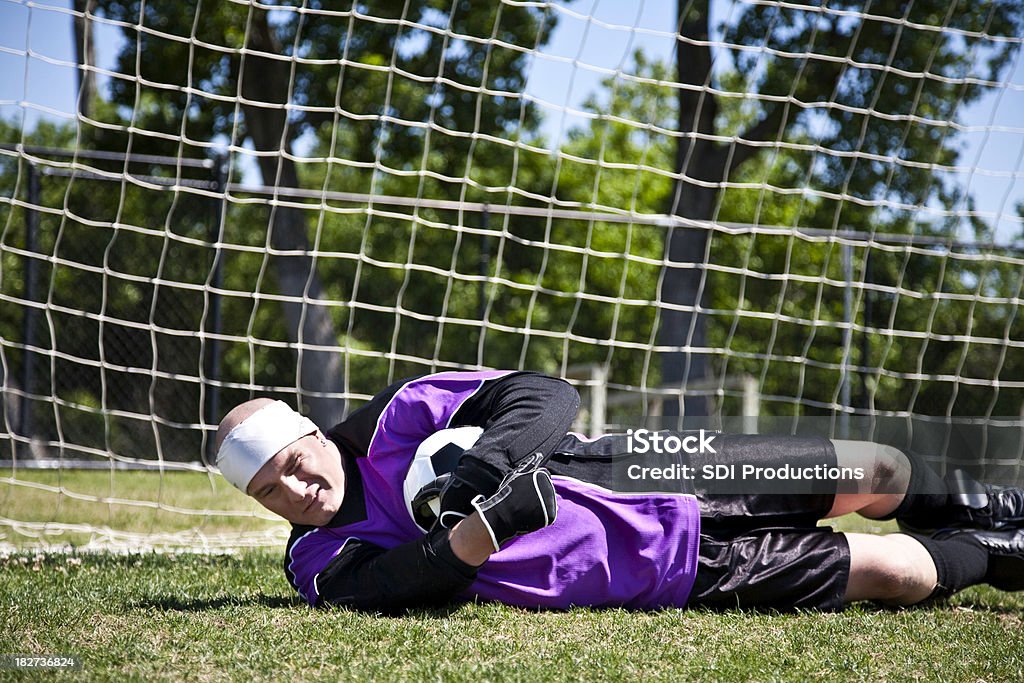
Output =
[
  {"x1": 409, "y1": 472, "x2": 452, "y2": 531},
  {"x1": 435, "y1": 456, "x2": 504, "y2": 529},
  {"x1": 470, "y1": 453, "x2": 558, "y2": 552}
]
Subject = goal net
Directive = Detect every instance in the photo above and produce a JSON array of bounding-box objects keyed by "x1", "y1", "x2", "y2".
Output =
[{"x1": 1, "y1": 0, "x2": 1022, "y2": 550}]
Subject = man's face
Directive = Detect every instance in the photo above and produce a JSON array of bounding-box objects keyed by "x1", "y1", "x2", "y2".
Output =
[{"x1": 246, "y1": 432, "x2": 345, "y2": 526}]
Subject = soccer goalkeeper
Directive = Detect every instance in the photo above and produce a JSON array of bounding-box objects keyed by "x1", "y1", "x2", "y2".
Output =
[{"x1": 214, "y1": 371, "x2": 1024, "y2": 613}]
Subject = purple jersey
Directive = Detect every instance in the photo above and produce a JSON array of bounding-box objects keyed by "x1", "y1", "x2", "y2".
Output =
[{"x1": 285, "y1": 371, "x2": 701, "y2": 609}]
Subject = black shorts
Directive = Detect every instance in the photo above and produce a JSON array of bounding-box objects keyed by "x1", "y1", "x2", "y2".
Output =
[
  {"x1": 548, "y1": 430, "x2": 852, "y2": 610},
  {"x1": 686, "y1": 440, "x2": 851, "y2": 612}
]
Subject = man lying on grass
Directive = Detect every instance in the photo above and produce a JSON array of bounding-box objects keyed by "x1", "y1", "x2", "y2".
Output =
[{"x1": 214, "y1": 371, "x2": 1024, "y2": 612}]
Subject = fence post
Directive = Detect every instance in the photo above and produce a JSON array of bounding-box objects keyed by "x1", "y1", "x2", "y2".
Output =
[
  {"x1": 19, "y1": 162, "x2": 40, "y2": 453},
  {"x1": 204, "y1": 154, "x2": 227, "y2": 460},
  {"x1": 741, "y1": 374, "x2": 760, "y2": 433},
  {"x1": 589, "y1": 364, "x2": 607, "y2": 438}
]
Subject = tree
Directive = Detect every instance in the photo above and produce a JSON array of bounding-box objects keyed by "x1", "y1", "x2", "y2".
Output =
[
  {"x1": 86, "y1": 0, "x2": 558, "y2": 425},
  {"x1": 664, "y1": 0, "x2": 1024, "y2": 416},
  {"x1": 550, "y1": 31, "x2": 1023, "y2": 420}
]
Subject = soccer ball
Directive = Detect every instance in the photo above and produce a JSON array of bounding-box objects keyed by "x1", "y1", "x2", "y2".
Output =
[{"x1": 403, "y1": 426, "x2": 483, "y2": 532}]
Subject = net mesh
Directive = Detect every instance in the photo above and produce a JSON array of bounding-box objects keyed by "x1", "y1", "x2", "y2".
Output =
[{"x1": 0, "y1": 0, "x2": 1022, "y2": 549}]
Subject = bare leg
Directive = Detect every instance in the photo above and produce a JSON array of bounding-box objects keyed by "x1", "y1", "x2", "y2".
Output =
[
  {"x1": 844, "y1": 532, "x2": 938, "y2": 605},
  {"x1": 827, "y1": 440, "x2": 911, "y2": 519}
]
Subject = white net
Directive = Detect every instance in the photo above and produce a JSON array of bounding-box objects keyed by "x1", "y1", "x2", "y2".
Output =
[{"x1": 0, "y1": 0, "x2": 1022, "y2": 549}]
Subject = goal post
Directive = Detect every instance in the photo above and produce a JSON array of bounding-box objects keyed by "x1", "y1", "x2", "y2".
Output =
[{"x1": 1, "y1": 0, "x2": 1022, "y2": 550}]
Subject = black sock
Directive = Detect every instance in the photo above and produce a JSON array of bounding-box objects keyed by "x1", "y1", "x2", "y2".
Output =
[
  {"x1": 882, "y1": 452, "x2": 949, "y2": 524},
  {"x1": 910, "y1": 532, "x2": 989, "y2": 601}
]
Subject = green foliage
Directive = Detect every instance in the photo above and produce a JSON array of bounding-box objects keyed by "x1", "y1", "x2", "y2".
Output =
[
  {"x1": 94, "y1": 0, "x2": 552, "y2": 163},
  {"x1": 543, "y1": 40, "x2": 1023, "y2": 417},
  {"x1": 2, "y1": 1, "x2": 565, "y2": 459},
  {"x1": 687, "y1": 0, "x2": 1024, "y2": 416},
  {"x1": 721, "y1": 0, "x2": 1023, "y2": 221},
  {"x1": 87, "y1": 0, "x2": 566, "y2": 390},
  {"x1": 3, "y1": 0, "x2": 1023, "y2": 458}
]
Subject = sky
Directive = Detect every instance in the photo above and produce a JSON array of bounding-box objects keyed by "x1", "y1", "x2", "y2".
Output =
[{"x1": 1, "y1": 0, "x2": 1022, "y2": 243}]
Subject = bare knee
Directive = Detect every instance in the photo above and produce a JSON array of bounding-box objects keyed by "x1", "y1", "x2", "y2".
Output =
[
  {"x1": 857, "y1": 553, "x2": 922, "y2": 602},
  {"x1": 833, "y1": 441, "x2": 908, "y2": 489},
  {"x1": 845, "y1": 533, "x2": 937, "y2": 605},
  {"x1": 870, "y1": 445, "x2": 909, "y2": 491},
  {"x1": 830, "y1": 442, "x2": 911, "y2": 518},
  {"x1": 859, "y1": 446, "x2": 911, "y2": 518}
]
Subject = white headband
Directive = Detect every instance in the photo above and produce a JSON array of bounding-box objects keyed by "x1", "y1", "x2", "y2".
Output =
[{"x1": 216, "y1": 401, "x2": 318, "y2": 492}]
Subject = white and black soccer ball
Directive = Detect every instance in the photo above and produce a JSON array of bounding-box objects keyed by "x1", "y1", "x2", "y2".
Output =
[{"x1": 403, "y1": 426, "x2": 483, "y2": 532}]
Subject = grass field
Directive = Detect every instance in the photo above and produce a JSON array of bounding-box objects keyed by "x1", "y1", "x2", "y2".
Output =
[
  {"x1": 0, "y1": 469, "x2": 285, "y2": 547},
  {"x1": 2, "y1": 469, "x2": 1023, "y2": 681}
]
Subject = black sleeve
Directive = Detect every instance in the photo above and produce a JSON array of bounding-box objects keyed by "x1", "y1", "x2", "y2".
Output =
[
  {"x1": 450, "y1": 372, "x2": 581, "y2": 475},
  {"x1": 310, "y1": 526, "x2": 479, "y2": 613}
]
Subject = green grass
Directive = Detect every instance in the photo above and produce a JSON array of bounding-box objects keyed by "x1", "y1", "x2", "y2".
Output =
[
  {"x1": 1, "y1": 470, "x2": 1023, "y2": 681},
  {"x1": 2, "y1": 552, "x2": 1023, "y2": 682},
  {"x1": 0, "y1": 469, "x2": 285, "y2": 547}
]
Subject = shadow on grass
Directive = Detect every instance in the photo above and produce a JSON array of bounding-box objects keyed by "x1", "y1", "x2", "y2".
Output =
[
  {"x1": 133, "y1": 594, "x2": 305, "y2": 611},
  {"x1": 131, "y1": 595, "x2": 467, "y2": 618}
]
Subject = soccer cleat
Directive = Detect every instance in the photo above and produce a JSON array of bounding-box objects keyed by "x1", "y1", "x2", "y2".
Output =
[
  {"x1": 899, "y1": 469, "x2": 1024, "y2": 534},
  {"x1": 933, "y1": 527, "x2": 1024, "y2": 592},
  {"x1": 944, "y1": 469, "x2": 1024, "y2": 530}
]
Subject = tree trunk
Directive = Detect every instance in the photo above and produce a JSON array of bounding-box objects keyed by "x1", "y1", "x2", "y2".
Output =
[
  {"x1": 662, "y1": 0, "x2": 724, "y2": 418},
  {"x1": 660, "y1": 188, "x2": 718, "y2": 418},
  {"x1": 72, "y1": 0, "x2": 97, "y2": 118},
  {"x1": 240, "y1": 13, "x2": 344, "y2": 427}
]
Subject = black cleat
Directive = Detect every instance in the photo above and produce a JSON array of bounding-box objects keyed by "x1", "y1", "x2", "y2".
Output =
[
  {"x1": 934, "y1": 527, "x2": 1024, "y2": 592},
  {"x1": 899, "y1": 469, "x2": 1024, "y2": 534},
  {"x1": 945, "y1": 469, "x2": 1024, "y2": 530}
]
